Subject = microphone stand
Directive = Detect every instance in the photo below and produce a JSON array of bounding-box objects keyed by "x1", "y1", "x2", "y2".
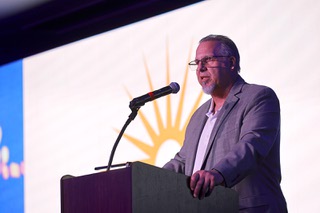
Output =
[
  {"x1": 98, "y1": 106, "x2": 140, "y2": 171},
  {"x1": 94, "y1": 83, "x2": 179, "y2": 171}
]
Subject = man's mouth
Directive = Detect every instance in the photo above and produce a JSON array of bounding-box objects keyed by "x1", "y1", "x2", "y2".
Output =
[{"x1": 200, "y1": 76, "x2": 210, "y2": 84}]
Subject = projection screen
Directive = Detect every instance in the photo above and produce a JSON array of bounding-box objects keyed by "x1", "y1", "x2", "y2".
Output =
[{"x1": 0, "y1": 0, "x2": 319, "y2": 212}]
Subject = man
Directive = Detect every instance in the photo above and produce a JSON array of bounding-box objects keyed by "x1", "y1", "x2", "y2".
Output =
[{"x1": 163, "y1": 35, "x2": 287, "y2": 212}]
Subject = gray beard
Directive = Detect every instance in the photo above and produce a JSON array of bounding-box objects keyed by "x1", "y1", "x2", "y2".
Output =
[{"x1": 202, "y1": 83, "x2": 216, "y2": 95}]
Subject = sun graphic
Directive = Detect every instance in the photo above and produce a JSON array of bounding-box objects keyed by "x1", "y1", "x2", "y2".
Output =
[{"x1": 121, "y1": 43, "x2": 204, "y2": 166}]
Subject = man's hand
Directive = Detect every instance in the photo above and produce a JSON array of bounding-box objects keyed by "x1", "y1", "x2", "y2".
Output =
[{"x1": 190, "y1": 169, "x2": 224, "y2": 200}]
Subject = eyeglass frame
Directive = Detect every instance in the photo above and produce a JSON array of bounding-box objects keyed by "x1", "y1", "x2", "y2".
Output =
[{"x1": 188, "y1": 55, "x2": 230, "y2": 71}]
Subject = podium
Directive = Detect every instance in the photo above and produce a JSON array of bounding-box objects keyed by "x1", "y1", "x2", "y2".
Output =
[{"x1": 61, "y1": 162, "x2": 238, "y2": 213}]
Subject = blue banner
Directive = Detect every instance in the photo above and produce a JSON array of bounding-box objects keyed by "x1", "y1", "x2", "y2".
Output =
[{"x1": 0, "y1": 60, "x2": 24, "y2": 213}]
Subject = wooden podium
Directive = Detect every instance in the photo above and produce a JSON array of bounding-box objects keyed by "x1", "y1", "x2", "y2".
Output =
[{"x1": 61, "y1": 162, "x2": 238, "y2": 213}]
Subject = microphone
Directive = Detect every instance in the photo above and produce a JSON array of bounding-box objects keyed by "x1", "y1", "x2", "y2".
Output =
[{"x1": 129, "y1": 82, "x2": 180, "y2": 109}]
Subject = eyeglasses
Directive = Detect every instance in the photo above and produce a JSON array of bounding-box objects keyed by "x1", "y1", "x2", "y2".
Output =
[{"x1": 188, "y1": 56, "x2": 229, "y2": 71}]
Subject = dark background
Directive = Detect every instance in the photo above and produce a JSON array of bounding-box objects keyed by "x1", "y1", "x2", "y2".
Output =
[{"x1": 0, "y1": 0, "x2": 202, "y2": 66}]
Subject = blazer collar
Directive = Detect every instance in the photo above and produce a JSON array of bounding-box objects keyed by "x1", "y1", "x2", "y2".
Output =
[{"x1": 227, "y1": 75, "x2": 246, "y2": 99}]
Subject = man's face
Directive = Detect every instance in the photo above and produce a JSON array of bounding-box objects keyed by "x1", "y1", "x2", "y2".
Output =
[{"x1": 195, "y1": 41, "x2": 233, "y2": 95}]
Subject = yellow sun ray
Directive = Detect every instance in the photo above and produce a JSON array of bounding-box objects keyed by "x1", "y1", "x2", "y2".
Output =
[
  {"x1": 165, "y1": 39, "x2": 173, "y2": 129},
  {"x1": 143, "y1": 57, "x2": 165, "y2": 131}
]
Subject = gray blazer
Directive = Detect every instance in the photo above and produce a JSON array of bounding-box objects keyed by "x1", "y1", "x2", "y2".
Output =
[{"x1": 163, "y1": 76, "x2": 287, "y2": 212}]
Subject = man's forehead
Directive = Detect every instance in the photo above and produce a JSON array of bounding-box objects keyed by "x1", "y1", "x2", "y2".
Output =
[{"x1": 196, "y1": 41, "x2": 222, "y2": 55}]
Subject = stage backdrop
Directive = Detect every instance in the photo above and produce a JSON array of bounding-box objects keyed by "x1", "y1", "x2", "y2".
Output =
[{"x1": 0, "y1": 0, "x2": 320, "y2": 212}]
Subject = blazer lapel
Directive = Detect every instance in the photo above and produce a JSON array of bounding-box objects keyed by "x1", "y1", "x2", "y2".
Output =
[{"x1": 201, "y1": 76, "x2": 245, "y2": 168}]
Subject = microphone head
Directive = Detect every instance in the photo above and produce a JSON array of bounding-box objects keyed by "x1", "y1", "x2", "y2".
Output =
[{"x1": 169, "y1": 82, "x2": 180, "y2": 94}]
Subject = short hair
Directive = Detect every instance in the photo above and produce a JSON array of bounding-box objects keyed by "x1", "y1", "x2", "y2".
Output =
[{"x1": 199, "y1": 35, "x2": 241, "y2": 72}]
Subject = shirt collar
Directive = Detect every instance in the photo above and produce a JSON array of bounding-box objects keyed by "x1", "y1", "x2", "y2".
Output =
[{"x1": 206, "y1": 99, "x2": 221, "y2": 117}]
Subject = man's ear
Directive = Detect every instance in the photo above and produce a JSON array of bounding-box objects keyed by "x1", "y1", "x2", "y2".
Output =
[{"x1": 229, "y1": 56, "x2": 236, "y2": 69}]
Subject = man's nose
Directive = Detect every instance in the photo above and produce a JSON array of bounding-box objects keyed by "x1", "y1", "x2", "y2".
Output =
[{"x1": 198, "y1": 62, "x2": 207, "y2": 72}]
